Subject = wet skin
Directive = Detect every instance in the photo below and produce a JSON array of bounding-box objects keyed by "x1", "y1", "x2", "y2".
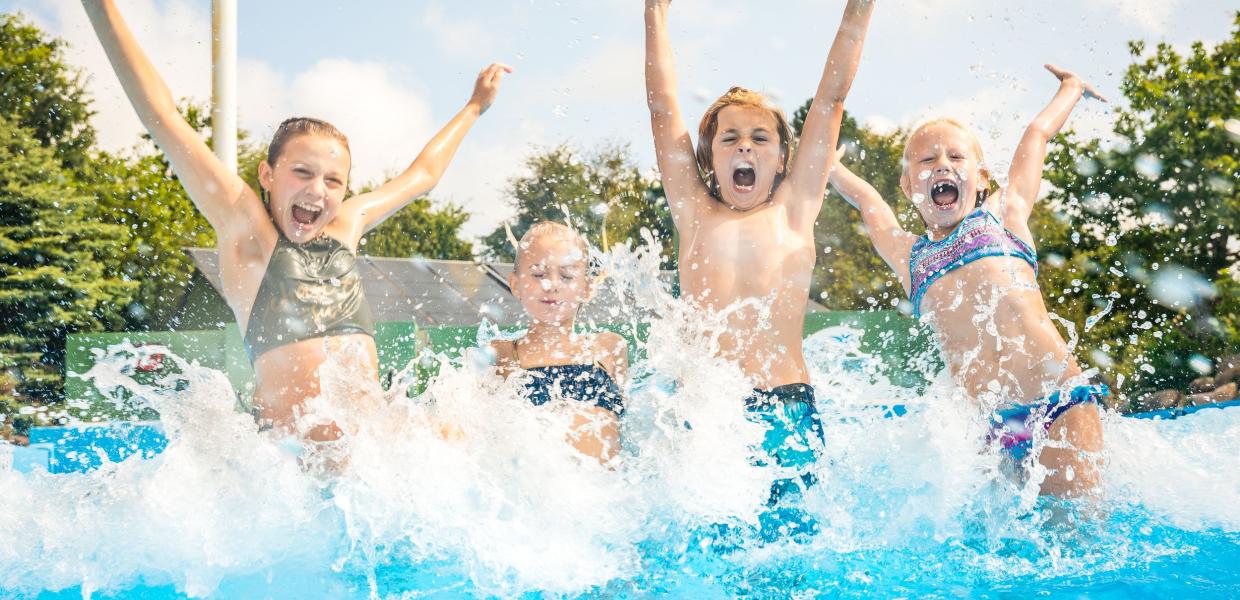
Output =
[
  {"x1": 675, "y1": 106, "x2": 817, "y2": 389},
  {"x1": 494, "y1": 232, "x2": 628, "y2": 463}
]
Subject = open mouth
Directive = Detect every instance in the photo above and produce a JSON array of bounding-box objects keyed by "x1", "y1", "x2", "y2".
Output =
[
  {"x1": 291, "y1": 203, "x2": 323, "y2": 227},
  {"x1": 930, "y1": 180, "x2": 960, "y2": 208},
  {"x1": 732, "y1": 166, "x2": 756, "y2": 193}
]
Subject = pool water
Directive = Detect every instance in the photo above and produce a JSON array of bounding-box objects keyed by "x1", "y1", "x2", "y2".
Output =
[{"x1": 3, "y1": 243, "x2": 1238, "y2": 599}]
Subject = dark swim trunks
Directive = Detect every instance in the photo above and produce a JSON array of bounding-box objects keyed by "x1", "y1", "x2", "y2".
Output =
[{"x1": 746, "y1": 383, "x2": 824, "y2": 539}]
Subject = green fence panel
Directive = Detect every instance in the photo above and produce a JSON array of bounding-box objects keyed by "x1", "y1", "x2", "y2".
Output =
[
  {"x1": 65, "y1": 313, "x2": 938, "y2": 413},
  {"x1": 65, "y1": 329, "x2": 230, "y2": 420},
  {"x1": 803, "y1": 310, "x2": 940, "y2": 389},
  {"x1": 68, "y1": 322, "x2": 419, "y2": 417}
]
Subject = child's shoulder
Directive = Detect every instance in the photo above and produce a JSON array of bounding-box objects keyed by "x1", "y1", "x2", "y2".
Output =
[
  {"x1": 587, "y1": 331, "x2": 630, "y2": 379},
  {"x1": 489, "y1": 337, "x2": 517, "y2": 367},
  {"x1": 589, "y1": 331, "x2": 629, "y2": 355}
]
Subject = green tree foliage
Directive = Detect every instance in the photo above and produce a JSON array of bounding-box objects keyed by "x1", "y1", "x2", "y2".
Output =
[
  {"x1": 481, "y1": 143, "x2": 674, "y2": 267},
  {"x1": 792, "y1": 107, "x2": 910, "y2": 311},
  {"x1": 1039, "y1": 13, "x2": 1240, "y2": 401},
  {"x1": 86, "y1": 103, "x2": 222, "y2": 330},
  {"x1": 360, "y1": 197, "x2": 473, "y2": 260},
  {"x1": 0, "y1": 14, "x2": 95, "y2": 171},
  {"x1": 0, "y1": 116, "x2": 136, "y2": 421}
]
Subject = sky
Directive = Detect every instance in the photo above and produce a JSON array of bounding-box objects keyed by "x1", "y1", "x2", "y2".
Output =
[{"x1": 2, "y1": 0, "x2": 1235, "y2": 241}]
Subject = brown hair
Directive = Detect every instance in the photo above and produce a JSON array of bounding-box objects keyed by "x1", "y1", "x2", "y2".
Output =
[
  {"x1": 266, "y1": 117, "x2": 351, "y2": 167},
  {"x1": 696, "y1": 87, "x2": 794, "y2": 199},
  {"x1": 903, "y1": 118, "x2": 999, "y2": 206}
]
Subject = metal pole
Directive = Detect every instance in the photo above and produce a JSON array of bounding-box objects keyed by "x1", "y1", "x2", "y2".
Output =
[{"x1": 211, "y1": 0, "x2": 237, "y2": 173}]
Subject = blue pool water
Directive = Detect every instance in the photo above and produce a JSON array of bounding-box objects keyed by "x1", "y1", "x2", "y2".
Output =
[{"x1": 3, "y1": 336, "x2": 1238, "y2": 599}]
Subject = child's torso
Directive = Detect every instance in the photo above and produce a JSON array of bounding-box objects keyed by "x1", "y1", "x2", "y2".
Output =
[
  {"x1": 678, "y1": 201, "x2": 816, "y2": 388},
  {"x1": 911, "y1": 208, "x2": 1080, "y2": 403}
]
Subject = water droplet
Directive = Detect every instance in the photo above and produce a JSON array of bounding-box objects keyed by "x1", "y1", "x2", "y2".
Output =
[
  {"x1": 1149, "y1": 264, "x2": 1216, "y2": 309},
  {"x1": 1075, "y1": 156, "x2": 1099, "y2": 176},
  {"x1": 1188, "y1": 354, "x2": 1213, "y2": 375},
  {"x1": 1134, "y1": 153, "x2": 1162, "y2": 180}
]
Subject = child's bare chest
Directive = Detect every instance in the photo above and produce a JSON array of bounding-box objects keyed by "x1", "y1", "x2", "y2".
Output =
[{"x1": 680, "y1": 208, "x2": 816, "y2": 300}]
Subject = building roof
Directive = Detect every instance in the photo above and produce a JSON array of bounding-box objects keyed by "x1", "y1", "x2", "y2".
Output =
[{"x1": 182, "y1": 248, "x2": 827, "y2": 327}]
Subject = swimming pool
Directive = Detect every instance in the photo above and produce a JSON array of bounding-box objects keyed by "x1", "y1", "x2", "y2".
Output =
[{"x1": 4, "y1": 318, "x2": 1238, "y2": 599}]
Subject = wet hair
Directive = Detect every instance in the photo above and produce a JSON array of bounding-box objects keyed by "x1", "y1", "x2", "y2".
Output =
[
  {"x1": 696, "y1": 87, "x2": 794, "y2": 200},
  {"x1": 266, "y1": 117, "x2": 351, "y2": 167},
  {"x1": 513, "y1": 220, "x2": 608, "y2": 287},
  {"x1": 903, "y1": 118, "x2": 999, "y2": 207}
]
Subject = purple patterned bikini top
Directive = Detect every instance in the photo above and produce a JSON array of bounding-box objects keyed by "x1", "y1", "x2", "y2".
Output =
[{"x1": 908, "y1": 208, "x2": 1037, "y2": 318}]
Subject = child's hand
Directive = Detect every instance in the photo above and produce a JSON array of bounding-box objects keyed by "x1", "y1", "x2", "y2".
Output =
[
  {"x1": 469, "y1": 63, "x2": 513, "y2": 114},
  {"x1": 1044, "y1": 63, "x2": 1107, "y2": 103},
  {"x1": 646, "y1": 0, "x2": 672, "y2": 10}
]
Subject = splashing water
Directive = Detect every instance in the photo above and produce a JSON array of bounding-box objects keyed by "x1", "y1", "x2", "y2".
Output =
[{"x1": 2, "y1": 235, "x2": 1239, "y2": 598}]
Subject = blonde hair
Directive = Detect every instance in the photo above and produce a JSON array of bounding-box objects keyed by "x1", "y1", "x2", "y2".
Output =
[
  {"x1": 696, "y1": 87, "x2": 794, "y2": 199},
  {"x1": 903, "y1": 118, "x2": 999, "y2": 205},
  {"x1": 515, "y1": 221, "x2": 591, "y2": 271}
]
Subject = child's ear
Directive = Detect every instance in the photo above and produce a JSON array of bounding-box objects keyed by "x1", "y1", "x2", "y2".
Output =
[
  {"x1": 899, "y1": 170, "x2": 912, "y2": 201},
  {"x1": 508, "y1": 272, "x2": 520, "y2": 300},
  {"x1": 258, "y1": 160, "x2": 273, "y2": 191}
]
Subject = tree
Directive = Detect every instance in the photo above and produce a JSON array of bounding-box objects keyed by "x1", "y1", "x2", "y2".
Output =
[
  {"x1": 360, "y1": 197, "x2": 473, "y2": 260},
  {"x1": 0, "y1": 13, "x2": 95, "y2": 172},
  {"x1": 0, "y1": 116, "x2": 136, "y2": 420},
  {"x1": 792, "y1": 106, "x2": 910, "y2": 311},
  {"x1": 481, "y1": 143, "x2": 674, "y2": 268},
  {"x1": 85, "y1": 103, "x2": 227, "y2": 330},
  {"x1": 1040, "y1": 12, "x2": 1240, "y2": 400}
]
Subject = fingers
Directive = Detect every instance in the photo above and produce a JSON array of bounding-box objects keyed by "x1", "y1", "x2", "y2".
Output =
[
  {"x1": 479, "y1": 63, "x2": 514, "y2": 86},
  {"x1": 1044, "y1": 63, "x2": 1106, "y2": 102},
  {"x1": 1083, "y1": 83, "x2": 1109, "y2": 103}
]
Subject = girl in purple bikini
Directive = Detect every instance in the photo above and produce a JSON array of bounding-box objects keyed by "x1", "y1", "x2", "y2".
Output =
[{"x1": 829, "y1": 65, "x2": 1108, "y2": 498}]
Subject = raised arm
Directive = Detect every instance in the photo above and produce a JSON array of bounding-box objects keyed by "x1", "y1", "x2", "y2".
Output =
[
  {"x1": 81, "y1": 0, "x2": 259, "y2": 237},
  {"x1": 644, "y1": 0, "x2": 711, "y2": 230},
  {"x1": 341, "y1": 63, "x2": 511, "y2": 240},
  {"x1": 828, "y1": 147, "x2": 916, "y2": 280},
  {"x1": 1003, "y1": 64, "x2": 1106, "y2": 224},
  {"x1": 784, "y1": 0, "x2": 876, "y2": 229}
]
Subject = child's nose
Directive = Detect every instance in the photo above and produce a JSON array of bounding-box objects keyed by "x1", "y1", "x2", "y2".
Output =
[{"x1": 309, "y1": 176, "x2": 328, "y2": 197}]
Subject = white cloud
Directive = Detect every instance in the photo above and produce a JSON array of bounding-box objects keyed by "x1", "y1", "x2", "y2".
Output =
[
  {"x1": 1087, "y1": 0, "x2": 1186, "y2": 34},
  {"x1": 30, "y1": 0, "x2": 211, "y2": 152},
  {"x1": 418, "y1": 3, "x2": 493, "y2": 59},
  {"x1": 238, "y1": 58, "x2": 437, "y2": 190}
]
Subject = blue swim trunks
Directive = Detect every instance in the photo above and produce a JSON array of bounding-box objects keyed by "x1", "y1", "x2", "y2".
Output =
[
  {"x1": 746, "y1": 383, "x2": 824, "y2": 539},
  {"x1": 991, "y1": 383, "x2": 1108, "y2": 461}
]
